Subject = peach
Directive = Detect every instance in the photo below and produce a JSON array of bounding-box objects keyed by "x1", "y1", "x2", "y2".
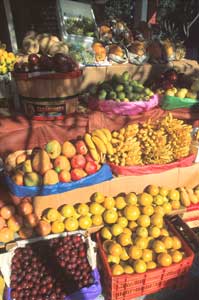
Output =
[
  {"x1": 7, "y1": 215, "x2": 23, "y2": 232},
  {"x1": 54, "y1": 155, "x2": 71, "y2": 172},
  {"x1": 59, "y1": 169, "x2": 71, "y2": 183},
  {"x1": 62, "y1": 141, "x2": 76, "y2": 158},
  {"x1": 0, "y1": 205, "x2": 15, "y2": 219},
  {"x1": 71, "y1": 154, "x2": 86, "y2": 169},
  {"x1": 71, "y1": 168, "x2": 87, "y2": 181},
  {"x1": 12, "y1": 171, "x2": 24, "y2": 186}
]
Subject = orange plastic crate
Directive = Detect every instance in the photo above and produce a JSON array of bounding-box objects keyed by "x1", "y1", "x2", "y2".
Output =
[{"x1": 96, "y1": 221, "x2": 194, "y2": 300}]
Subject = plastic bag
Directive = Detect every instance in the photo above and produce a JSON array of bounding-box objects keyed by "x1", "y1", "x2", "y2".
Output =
[
  {"x1": 161, "y1": 95, "x2": 199, "y2": 110},
  {"x1": 109, "y1": 153, "x2": 195, "y2": 176},
  {"x1": 4, "y1": 164, "x2": 113, "y2": 197},
  {"x1": 89, "y1": 94, "x2": 159, "y2": 116}
]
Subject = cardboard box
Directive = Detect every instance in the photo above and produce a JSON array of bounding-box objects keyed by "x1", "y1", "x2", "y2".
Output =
[{"x1": 33, "y1": 163, "x2": 199, "y2": 218}]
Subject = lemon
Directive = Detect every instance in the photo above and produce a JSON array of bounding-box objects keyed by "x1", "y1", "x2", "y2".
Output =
[
  {"x1": 64, "y1": 217, "x2": 79, "y2": 231},
  {"x1": 136, "y1": 226, "x2": 148, "y2": 238},
  {"x1": 134, "y1": 259, "x2": 147, "y2": 273},
  {"x1": 115, "y1": 196, "x2": 126, "y2": 210},
  {"x1": 103, "y1": 209, "x2": 118, "y2": 224},
  {"x1": 120, "y1": 247, "x2": 130, "y2": 261},
  {"x1": 92, "y1": 192, "x2": 104, "y2": 203},
  {"x1": 118, "y1": 233, "x2": 132, "y2": 246},
  {"x1": 138, "y1": 193, "x2": 153, "y2": 206},
  {"x1": 111, "y1": 264, "x2": 124, "y2": 275},
  {"x1": 111, "y1": 224, "x2": 123, "y2": 236},
  {"x1": 103, "y1": 197, "x2": 115, "y2": 210},
  {"x1": 77, "y1": 203, "x2": 89, "y2": 216},
  {"x1": 89, "y1": 203, "x2": 104, "y2": 215},
  {"x1": 46, "y1": 208, "x2": 59, "y2": 222},
  {"x1": 123, "y1": 205, "x2": 140, "y2": 221},
  {"x1": 137, "y1": 215, "x2": 150, "y2": 228},
  {"x1": 92, "y1": 214, "x2": 103, "y2": 226},
  {"x1": 78, "y1": 216, "x2": 92, "y2": 230},
  {"x1": 125, "y1": 192, "x2": 137, "y2": 205},
  {"x1": 117, "y1": 217, "x2": 128, "y2": 228},
  {"x1": 60, "y1": 205, "x2": 75, "y2": 218},
  {"x1": 101, "y1": 226, "x2": 112, "y2": 240},
  {"x1": 141, "y1": 205, "x2": 154, "y2": 216},
  {"x1": 123, "y1": 264, "x2": 134, "y2": 274}
]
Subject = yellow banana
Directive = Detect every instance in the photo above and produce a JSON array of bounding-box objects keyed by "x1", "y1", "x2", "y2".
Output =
[
  {"x1": 89, "y1": 149, "x2": 100, "y2": 162},
  {"x1": 84, "y1": 133, "x2": 96, "y2": 150},
  {"x1": 101, "y1": 128, "x2": 112, "y2": 142},
  {"x1": 92, "y1": 129, "x2": 108, "y2": 145},
  {"x1": 92, "y1": 136, "x2": 107, "y2": 154},
  {"x1": 106, "y1": 142, "x2": 114, "y2": 155}
]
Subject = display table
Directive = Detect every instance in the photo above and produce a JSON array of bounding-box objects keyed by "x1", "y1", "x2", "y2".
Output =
[{"x1": 0, "y1": 107, "x2": 199, "y2": 158}]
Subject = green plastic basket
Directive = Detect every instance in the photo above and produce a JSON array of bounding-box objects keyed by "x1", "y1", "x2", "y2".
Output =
[{"x1": 161, "y1": 95, "x2": 199, "y2": 110}]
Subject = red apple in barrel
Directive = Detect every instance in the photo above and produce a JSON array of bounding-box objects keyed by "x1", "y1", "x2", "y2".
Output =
[{"x1": 39, "y1": 55, "x2": 54, "y2": 71}]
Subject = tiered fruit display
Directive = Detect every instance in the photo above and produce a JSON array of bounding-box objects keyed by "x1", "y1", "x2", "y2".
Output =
[
  {"x1": 5, "y1": 139, "x2": 100, "y2": 187},
  {"x1": 0, "y1": 42, "x2": 16, "y2": 75},
  {"x1": 10, "y1": 235, "x2": 94, "y2": 300},
  {"x1": 14, "y1": 52, "x2": 78, "y2": 73},
  {"x1": 90, "y1": 71, "x2": 154, "y2": 102},
  {"x1": 84, "y1": 114, "x2": 192, "y2": 166},
  {"x1": 37, "y1": 184, "x2": 199, "y2": 237}
]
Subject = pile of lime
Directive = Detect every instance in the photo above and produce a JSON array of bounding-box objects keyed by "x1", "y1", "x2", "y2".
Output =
[{"x1": 90, "y1": 71, "x2": 154, "y2": 102}]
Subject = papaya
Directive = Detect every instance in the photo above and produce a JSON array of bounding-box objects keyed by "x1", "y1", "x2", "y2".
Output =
[
  {"x1": 43, "y1": 169, "x2": 59, "y2": 185},
  {"x1": 32, "y1": 150, "x2": 52, "y2": 175}
]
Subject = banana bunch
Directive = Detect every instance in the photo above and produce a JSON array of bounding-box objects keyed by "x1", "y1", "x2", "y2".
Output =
[
  {"x1": 84, "y1": 128, "x2": 114, "y2": 162},
  {"x1": 159, "y1": 114, "x2": 192, "y2": 160},
  {"x1": 108, "y1": 125, "x2": 142, "y2": 166},
  {"x1": 137, "y1": 122, "x2": 174, "y2": 164}
]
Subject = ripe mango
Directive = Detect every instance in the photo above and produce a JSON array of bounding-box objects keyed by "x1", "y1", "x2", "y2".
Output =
[{"x1": 32, "y1": 150, "x2": 52, "y2": 175}]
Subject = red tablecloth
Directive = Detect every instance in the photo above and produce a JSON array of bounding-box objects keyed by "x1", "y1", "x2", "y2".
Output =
[{"x1": 0, "y1": 107, "x2": 198, "y2": 158}]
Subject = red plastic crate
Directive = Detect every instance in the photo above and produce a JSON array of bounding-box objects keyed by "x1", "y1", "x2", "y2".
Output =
[{"x1": 96, "y1": 220, "x2": 194, "y2": 300}]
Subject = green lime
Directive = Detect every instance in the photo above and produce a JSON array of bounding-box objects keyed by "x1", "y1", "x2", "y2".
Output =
[
  {"x1": 115, "y1": 84, "x2": 124, "y2": 92},
  {"x1": 122, "y1": 71, "x2": 130, "y2": 81},
  {"x1": 109, "y1": 91, "x2": 117, "y2": 100},
  {"x1": 118, "y1": 92, "x2": 126, "y2": 100}
]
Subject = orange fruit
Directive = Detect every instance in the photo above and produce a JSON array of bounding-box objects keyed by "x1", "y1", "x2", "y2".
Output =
[
  {"x1": 109, "y1": 243, "x2": 122, "y2": 256},
  {"x1": 162, "y1": 202, "x2": 172, "y2": 214},
  {"x1": 128, "y1": 221, "x2": 138, "y2": 231},
  {"x1": 111, "y1": 264, "x2": 124, "y2": 275},
  {"x1": 125, "y1": 193, "x2": 137, "y2": 205},
  {"x1": 147, "y1": 185, "x2": 159, "y2": 196},
  {"x1": 103, "y1": 197, "x2": 115, "y2": 210},
  {"x1": 159, "y1": 187, "x2": 169, "y2": 197},
  {"x1": 134, "y1": 259, "x2": 147, "y2": 273},
  {"x1": 154, "y1": 206, "x2": 165, "y2": 216},
  {"x1": 123, "y1": 228, "x2": 132, "y2": 236},
  {"x1": 0, "y1": 227, "x2": 14, "y2": 243},
  {"x1": 147, "y1": 261, "x2": 157, "y2": 270},
  {"x1": 46, "y1": 208, "x2": 59, "y2": 222},
  {"x1": 51, "y1": 221, "x2": 65, "y2": 233},
  {"x1": 168, "y1": 189, "x2": 180, "y2": 201},
  {"x1": 101, "y1": 226, "x2": 112, "y2": 240},
  {"x1": 150, "y1": 213, "x2": 163, "y2": 228},
  {"x1": 123, "y1": 205, "x2": 140, "y2": 221},
  {"x1": 89, "y1": 203, "x2": 104, "y2": 215},
  {"x1": 172, "y1": 236, "x2": 182, "y2": 250},
  {"x1": 135, "y1": 237, "x2": 148, "y2": 249},
  {"x1": 128, "y1": 245, "x2": 142, "y2": 260},
  {"x1": 103, "y1": 209, "x2": 118, "y2": 224},
  {"x1": 162, "y1": 236, "x2": 173, "y2": 249},
  {"x1": 138, "y1": 193, "x2": 153, "y2": 206},
  {"x1": 157, "y1": 253, "x2": 172, "y2": 267},
  {"x1": 117, "y1": 217, "x2": 128, "y2": 228},
  {"x1": 78, "y1": 216, "x2": 92, "y2": 230},
  {"x1": 92, "y1": 192, "x2": 104, "y2": 203},
  {"x1": 118, "y1": 233, "x2": 132, "y2": 246},
  {"x1": 92, "y1": 214, "x2": 103, "y2": 226},
  {"x1": 136, "y1": 226, "x2": 148, "y2": 238},
  {"x1": 171, "y1": 200, "x2": 181, "y2": 210},
  {"x1": 152, "y1": 240, "x2": 166, "y2": 253},
  {"x1": 77, "y1": 203, "x2": 89, "y2": 216},
  {"x1": 142, "y1": 249, "x2": 153, "y2": 262},
  {"x1": 148, "y1": 226, "x2": 160, "y2": 238},
  {"x1": 120, "y1": 247, "x2": 130, "y2": 261},
  {"x1": 111, "y1": 224, "x2": 123, "y2": 236},
  {"x1": 123, "y1": 264, "x2": 134, "y2": 274},
  {"x1": 160, "y1": 228, "x2": 169, "y2": 237},
  {"x1": 171, "y1": 250, "x2": 183, "y2": 263},
  {"x1": 65, "y1": 217, "x2": 79, "y2": 231},
  {"x1": 137, "y1": 215, "x2": 150, "y2": 228},
  {"x1": 7, "y1": 215, "x2": 23, "y2": 232},
  {"x1": 36, "y1": 220, "x2": 51, "y2": 237},
  {"x1": 60, "y1": 205, "x2": 75, "y2": 218},
  {"x1": 0, "y1": 205, "x2": 15, "y2": 220},
  {"x1": 141, "y1": 205, "x2": 154, "y2": 216},
  {"x1": 115, "y1": 196, "x2": 126, "y2": 210}
]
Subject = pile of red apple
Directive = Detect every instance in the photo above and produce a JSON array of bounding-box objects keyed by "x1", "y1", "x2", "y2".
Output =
[
  {"x1": 14, "y1": 53, "x2": 79, "y2": 73},
  {"x1": 10, "y1": 235, "x2": 94, "y2": 300},
  {"x1": 7, "y1": 138, "x2": 101, "y2": 187}
]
